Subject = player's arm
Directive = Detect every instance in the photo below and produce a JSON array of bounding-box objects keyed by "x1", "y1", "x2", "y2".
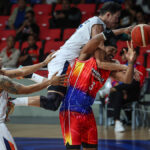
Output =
[
  {"x1": 110, "y1": 42, "x2": 136, "y2": 84},
  {"x1": 1, "y1": 53, "x2": 55, "y2": 78},
  {"x1": 91, "y1": 24, "x2": 131, "y2": 72},
  {"x1": 94, "y1": 26, "x2": 133, "y2": 71},
  {"x1": 0, "y1": 73, "x2": 66, "y2": 94},
  {"x1": 79, "y1": 28, "x2": 132, "y2": 61}
]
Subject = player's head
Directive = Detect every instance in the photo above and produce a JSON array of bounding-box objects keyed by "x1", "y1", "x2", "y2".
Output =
[
  {"x1": 99, "y1": 2, "x2": 121, "y2": 28},
  {"x1": 103, "y1": 38, "x2": 117, "y2": 61}
]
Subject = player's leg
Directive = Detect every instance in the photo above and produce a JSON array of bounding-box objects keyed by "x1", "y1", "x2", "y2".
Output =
[
  {"x1": 40, "y1": 90, "x2": 65, "y2": 111},
  {"x1": 39, "y1": 60, "x2": 70, "y2": 111},
  {"x1": 11, "y1": 60, "x2": 70, "y2": 111},
  {"x1": 59, "y1": 111, "x2": 82, "y2": 150},
  {"x1": 81, "y1": 111, "x2": 98, "y2": 150},
  {"x1": 0, "y1": 123, "x2": 17, "y2": 150}
]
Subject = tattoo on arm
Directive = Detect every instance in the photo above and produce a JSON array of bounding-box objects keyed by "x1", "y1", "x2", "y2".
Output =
[{"x1": 0, "y1": 75, "x2": 22, "y2": 94}]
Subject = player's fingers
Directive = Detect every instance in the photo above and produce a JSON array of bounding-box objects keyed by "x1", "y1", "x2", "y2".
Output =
[
  {"x1": 50, "y1": 51, "x2": 56, "y2": 56},
  {"x1": 126, "y1": 41, "x2": 130, "y2": 49},
  {"x1": 123, "y1": 48, "x2": 127, "y2": 55},
  {"x1": 131, "y1": 40, "x2": 134, "y2": 49},
  {"x1": 53, "y1": 72, "x2": 58, "y2": 77},
  {"x1": 51, "y1": 55, "x2": 56, "y2": 59}
]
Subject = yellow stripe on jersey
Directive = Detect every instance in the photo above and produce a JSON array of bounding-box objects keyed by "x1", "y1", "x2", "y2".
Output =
[{"x1": 72, "y1": 61, "x2": 85, "y2": 78}]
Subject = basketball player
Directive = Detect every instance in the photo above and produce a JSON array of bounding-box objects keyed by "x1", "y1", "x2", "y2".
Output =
[
  {"x1": 0, "y1": 53, "x2": 66, "y2": 150},
  {"x1": 21, "y1": 2, "x2": 134, "y2": 111},
  {"x1": 10, "y1": 25, "x2": 136, "y2": 111},
  {"x1": 59, "y1": 30, "x2": 136, "y2": 150}
]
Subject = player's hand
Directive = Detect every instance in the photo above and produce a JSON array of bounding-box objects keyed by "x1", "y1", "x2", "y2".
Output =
[
  {"x1": 48, "y1": 72, "x2": 68, "y2": 86},
  {"x1": 125, "y1": 41, "x2": 137, "y2": 63},
  {"x1": 43, "y1": 52, "x2": 56, "y2": 65},
  {"x1": 123, "y1": 25, "x2": 135, "y2": 35}
]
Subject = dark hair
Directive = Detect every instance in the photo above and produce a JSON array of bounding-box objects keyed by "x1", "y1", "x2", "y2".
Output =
[
  {"x1": 26, "y1": 10, "x2": 35, "y2": 16},
  {"x1": 104, "y1": 37, "x2": 117, "y2": 48},
  {"x1": 99, "y1": 1, "x2": 121, "y2": 16},
  {"x1": 120, "y1": 46, "x2": 140, "y2": 56}
]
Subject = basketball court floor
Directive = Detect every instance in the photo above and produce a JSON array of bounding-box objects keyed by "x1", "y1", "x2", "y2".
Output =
[{"x1": 7, "y1": 124, "x2": 150, "y2": 150}]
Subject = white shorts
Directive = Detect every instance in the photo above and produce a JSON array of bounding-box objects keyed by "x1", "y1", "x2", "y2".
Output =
[
  {"x1": 0, "y1": 123, "x2": 17, "y2": 150},
  {"x1": 48, "y1": 50, "x2": 76, "y2": 79}
]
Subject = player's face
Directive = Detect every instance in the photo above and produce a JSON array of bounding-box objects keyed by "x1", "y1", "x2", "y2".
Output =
[
  {"x1": 105, "y1": 46, "x2": 117, "y2": 61},
  {"x1": 107, "y1": 11, "x2": 120, "y2": 29}
]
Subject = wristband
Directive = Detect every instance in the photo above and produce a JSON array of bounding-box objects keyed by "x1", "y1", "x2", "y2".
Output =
[
  {"x1": 103, "y1": 30, "x2": 115, "y2": 40},
  {"x1": 31, "y1": 73, "x2": 44, "y2": 83}
]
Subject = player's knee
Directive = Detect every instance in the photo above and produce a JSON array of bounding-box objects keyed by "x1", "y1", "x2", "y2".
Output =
[{"x1": 40, "y1": 93, "x2": 63, "y2": 111}]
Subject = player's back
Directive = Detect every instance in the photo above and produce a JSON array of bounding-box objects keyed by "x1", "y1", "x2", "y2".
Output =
[
  {"x1": 48, "y1": 16, "x2": 106, "y2": 79},
  {"x1": 59, "y1": 16, "x2": 106, "y2": 60},
  {"x1": 0, "y1": 91, "x2": 8, "y2": 123}
]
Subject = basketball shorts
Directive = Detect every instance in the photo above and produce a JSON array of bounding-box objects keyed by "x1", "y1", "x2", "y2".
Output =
[
  {"x1": 59, "y1": 111, "x2": 98, "y2": 149},
  {"x1": 47, "y1": 50, "x2": 75, "y2": 79},
  {"x1": 0, "y1": 123, "x2": 17, "y2": 150}
]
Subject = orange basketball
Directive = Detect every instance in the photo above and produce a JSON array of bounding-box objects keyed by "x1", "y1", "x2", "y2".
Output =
[{"x1": 131, "y1": 24, "x2": 150, "y2": 47}]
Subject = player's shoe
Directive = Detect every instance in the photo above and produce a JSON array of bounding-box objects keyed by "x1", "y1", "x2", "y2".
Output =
[{"x1": 114, "y1": 120, "x2": 125, "y2": 132}]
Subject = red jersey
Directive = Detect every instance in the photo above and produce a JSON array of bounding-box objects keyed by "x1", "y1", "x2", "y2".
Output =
[{"x1": 60, "y1": 57, "x2": 110, "y2": 114}]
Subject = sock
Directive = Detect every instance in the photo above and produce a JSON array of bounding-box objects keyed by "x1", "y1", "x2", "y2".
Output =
[{"x1": 12, "y1": 97, "x2": 28, "y2": 106}]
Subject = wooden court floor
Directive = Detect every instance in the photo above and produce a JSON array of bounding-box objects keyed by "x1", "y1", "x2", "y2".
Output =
[{"x1": 7, "y1": 124, "x2": 150, "y2": 140}]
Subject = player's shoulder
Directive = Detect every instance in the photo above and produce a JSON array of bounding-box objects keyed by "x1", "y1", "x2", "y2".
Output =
[{"x1": 89, "y1": 16, "x2": 101, "y2": 22}]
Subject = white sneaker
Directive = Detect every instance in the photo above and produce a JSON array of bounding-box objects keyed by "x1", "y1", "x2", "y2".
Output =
[{"x1": 114, "y1": 120, "x2": 125, "y2": 132}]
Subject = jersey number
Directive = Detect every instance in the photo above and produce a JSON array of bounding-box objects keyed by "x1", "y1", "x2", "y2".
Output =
[{"x1": 89, "y1": 82, "x2": 95, "y2": 90}]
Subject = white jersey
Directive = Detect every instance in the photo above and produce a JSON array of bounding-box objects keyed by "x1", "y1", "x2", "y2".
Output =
[
  {"x1": 48, "y1": 16, "x2": 106, "y2": 79},
  {"x1": 0, "y1": 91, "x2": 8, "y2": 123}
]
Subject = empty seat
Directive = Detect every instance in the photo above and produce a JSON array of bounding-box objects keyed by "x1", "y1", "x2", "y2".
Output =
[
  {"x1": 40, "y1": 29, "x2": 61, "y2": 41},
  {"x1": 0, "y1": 30, "x2": 16, "y2": 41},
  {"x1": 44, "y1": 41, "x2": 64, "y2": 54},
  {"x1": 0, "y1": 16, "x2": 9, "y2": 30},
  {"x1": 33, "y1": 4, "x2": 52, "y2": 16},
  {"x1": 36, "y1": 16, "x2": 50, "y2": 29},
  {"x1": 63, "y1": 28, "x2": 76, "y2": 41},
  {"x1": 0, "y1": 41, "x2": 7, "y2": 52},
  {"x1": 77, "y1": 4, "x2": 96, "y2": 22}
]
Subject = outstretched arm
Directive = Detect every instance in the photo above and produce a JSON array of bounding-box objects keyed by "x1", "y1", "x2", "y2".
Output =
[
  {"x1": 0, "y1": 73, "x2": 66, "y2": 95},
  {"x1": 79, "y1": 27, "x2": 133, "y2": 71},
  {"x1": 96, "y1": 58, "x2": 127, "y2": 71},
  {"x1": 92, "y1": 26, "x2": 133, "y2": 71},
  {"x1": 1, "y1": 53, "x2": 55, "y2": 78},
  {"x1": 110, "y1": 41, "x2": 136, "y2": 84}
]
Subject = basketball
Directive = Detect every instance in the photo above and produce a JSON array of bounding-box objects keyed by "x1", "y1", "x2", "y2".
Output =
[{"x1": 131, "y1": 24, "x2": 150, "y2": 47}]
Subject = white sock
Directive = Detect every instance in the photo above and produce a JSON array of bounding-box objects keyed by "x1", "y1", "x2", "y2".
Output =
[
  {"x1": 31, "y1": 73, "x2": 44, "y2": 83},
  {"x1": 12, "y1": 97, "x2": 28, "y2": 106}
]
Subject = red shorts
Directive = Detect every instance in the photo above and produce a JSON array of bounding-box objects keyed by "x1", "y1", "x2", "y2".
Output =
[{"x1": 59, "y1": 111, "x2": 98, "y2": 147}]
